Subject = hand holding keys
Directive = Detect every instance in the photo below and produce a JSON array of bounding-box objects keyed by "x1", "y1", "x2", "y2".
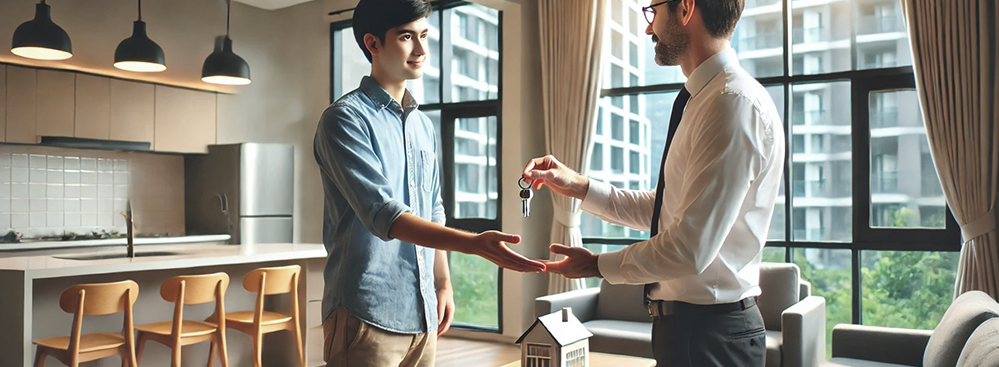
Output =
[{"x1": 518, "y1": 177, "x2": 533, "y2": 217}]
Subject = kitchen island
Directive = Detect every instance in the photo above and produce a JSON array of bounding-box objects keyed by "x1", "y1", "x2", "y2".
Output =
[{"x1": 0, "y1": 242, "x2": 327, "y2": 367}]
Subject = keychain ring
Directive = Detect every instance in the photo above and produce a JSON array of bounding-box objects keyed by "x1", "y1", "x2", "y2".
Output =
[{"x1": 518, "y1": 177, "x2": 531, "y2": 190}]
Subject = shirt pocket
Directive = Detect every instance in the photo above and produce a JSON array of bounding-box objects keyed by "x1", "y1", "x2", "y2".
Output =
[{"x1": 420, "y1": 149, "x2": 436, "y2": 193}]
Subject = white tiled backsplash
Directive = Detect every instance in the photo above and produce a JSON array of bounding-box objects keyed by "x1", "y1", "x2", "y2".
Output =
[{"x1": 0, "y1": 145, "x2": 185, "y2": 240}]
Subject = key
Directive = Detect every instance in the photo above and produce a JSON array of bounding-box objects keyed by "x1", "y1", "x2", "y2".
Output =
[{"x1": 520, "y1": 188, "x2": 533, "y2": 217}]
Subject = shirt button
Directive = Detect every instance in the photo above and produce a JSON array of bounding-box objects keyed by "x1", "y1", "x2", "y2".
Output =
[{"x1": 410, "y1": 180, "x2": 416, "y2": 187}]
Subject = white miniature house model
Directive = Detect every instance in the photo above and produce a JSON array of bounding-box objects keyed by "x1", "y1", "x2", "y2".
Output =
[{"x1": 516, "y1": 307, "x2": 592, "y2": 367}]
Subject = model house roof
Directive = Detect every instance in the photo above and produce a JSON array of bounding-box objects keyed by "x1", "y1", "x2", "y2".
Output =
[{"x1": 516, "y1": 309, "x2": 593, "y2": 346}]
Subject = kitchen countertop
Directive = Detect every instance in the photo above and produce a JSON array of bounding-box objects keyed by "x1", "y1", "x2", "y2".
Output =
[
  {"x1": 0, "y1": 242, "x2": 327, "y2": 279},
  {"x1": 0, "y1": 234, "x2": 233, "y2": 252}
]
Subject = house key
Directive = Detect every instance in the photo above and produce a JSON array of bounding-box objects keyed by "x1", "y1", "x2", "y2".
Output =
[{"x1": 519, "y1": 177, "x2": 533, "y2": 217}]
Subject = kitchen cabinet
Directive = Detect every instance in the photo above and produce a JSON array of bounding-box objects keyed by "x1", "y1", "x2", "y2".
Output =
[
  {"x1": 35, "y1": 69, "x2": 75, "y2": 138},
  {"x1": 109, "y1": 79, "x2": 154, "y2": 145},
  {"x1": 0, "y1": 65, "x2": 6, "y2": 142},
  {"x1": 154, "y1": 85, "x2": 216, "y2": 153},
  {"x1": 74, "y1": 74, "x2": 111, "y2": 140},
  {"x1": 6, "y1": 66, "x2": 37, "y2": 144}
]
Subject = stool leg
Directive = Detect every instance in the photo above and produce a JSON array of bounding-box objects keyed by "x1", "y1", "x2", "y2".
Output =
[
  {"x1": 135, "y1": 333, "x2": 147, "y2": 366},
  {"x1": 294, "y1": 324, "x2": 305, "y2": 367},
  {"x1": 218, "y1": 328, "x2": 229, "y2": 367},
  {"x1": 253, "y1": 331, "x2": 263, "y2": 367},
  {"x1": 208, "y1": 337, "x2": 217, "y2": 367},
  {"x1": 32, "y1": 348, "x2": 46, "y2": 367}
]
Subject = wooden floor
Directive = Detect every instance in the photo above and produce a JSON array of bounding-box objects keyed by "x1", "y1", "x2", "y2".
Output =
[{"x1": 437, "y1": 336, "x2": 521, "y2": 367}]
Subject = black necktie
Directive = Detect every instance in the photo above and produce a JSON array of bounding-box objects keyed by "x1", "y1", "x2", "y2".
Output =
[{"x1": 646, "y1": 87, "x2": 690, "y2": 302}]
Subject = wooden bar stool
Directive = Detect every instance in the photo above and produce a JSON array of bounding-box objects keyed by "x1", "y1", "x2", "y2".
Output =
[
  {"x1": 221, "y1": 265, "x2": 304, "y2": 367},
  {"x1": 32, "y1": 279, "x2": 139, "y2": 367},
  {"x1": 135, "y1": 272, "x2": 230, "y2": 367}
]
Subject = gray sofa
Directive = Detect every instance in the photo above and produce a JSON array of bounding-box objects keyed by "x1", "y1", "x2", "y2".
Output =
[
  {"x1": 535, "y1": 262, "x2": 825, "y2": 366},
  {"x1": 822, "y1": 290, "x2": 999, "y2": 367}
]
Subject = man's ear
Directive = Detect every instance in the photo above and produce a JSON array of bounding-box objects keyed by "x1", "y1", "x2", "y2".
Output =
[
  {"x1": 680, "y1": 0, "x2": 696, "y2": 26},
  {"x1": 363, "y1": 33, "x2": 380, "y2": 57}
]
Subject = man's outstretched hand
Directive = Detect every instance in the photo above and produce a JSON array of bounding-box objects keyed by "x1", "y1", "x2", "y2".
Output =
[
  {"x1": 470, "y1": 231, "x2": 547, "y2": 273},
  {"x1": 544, "y1": 244, "x2": 601, "y2": 279}
]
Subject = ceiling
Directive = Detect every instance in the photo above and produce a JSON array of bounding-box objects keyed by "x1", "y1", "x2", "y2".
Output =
[{"x1": 233, "y1": 0, "x2": 315, "y2": 10}]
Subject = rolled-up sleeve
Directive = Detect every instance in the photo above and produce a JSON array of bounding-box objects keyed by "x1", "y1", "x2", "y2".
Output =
[{"x1": 314, "y1": 105, "x2": 410, "y2": 241}]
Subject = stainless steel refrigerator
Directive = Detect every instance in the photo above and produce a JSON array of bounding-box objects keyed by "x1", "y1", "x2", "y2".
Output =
[{"x1": 185, "y1": 143, "x2": 294, "y2": 244}]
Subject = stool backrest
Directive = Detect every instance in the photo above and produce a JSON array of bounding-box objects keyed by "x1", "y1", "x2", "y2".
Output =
[
  {"x1": 243, "y1": 265, "x2": 300, "y2": 295},
  {"x1": 59, "y1": 280, "x2": 139, "y2": 316},
  {"x1": 161, "y1": 272, "x2": 230, "y2": 305}
]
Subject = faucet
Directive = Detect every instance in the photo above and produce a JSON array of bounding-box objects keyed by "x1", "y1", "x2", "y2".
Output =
[{"x1": 120, "y1": 201, "x2": 134, "y2": 258}]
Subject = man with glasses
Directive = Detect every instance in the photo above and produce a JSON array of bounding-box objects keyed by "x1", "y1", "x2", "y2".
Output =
[{"x1": 523, "y1": 0, "x2": 785, "y2": 365}]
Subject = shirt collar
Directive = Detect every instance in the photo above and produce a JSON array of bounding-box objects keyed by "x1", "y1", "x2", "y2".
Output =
[
  {"x1": 359, "y1": 75, "x2": 420, "y2": 112},
  {"x1": 684, "y1": 47, "x2": 738, "y2": 98}
]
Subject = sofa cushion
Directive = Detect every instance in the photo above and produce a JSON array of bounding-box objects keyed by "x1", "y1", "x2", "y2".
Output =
[
  {"x1": 956, "y1": 317, "x2": 999, "y2": 367},
  {"x1": 759, "y1": 262, "x2": 800, "y2": 331},
  {"x1": 822, "y1": 358, "x2": 913, "y2": 367},
  {"x1": 583, "y1": 319, "x2": 653, "y2": 358},
  {"x1": 924, "y1": 291, "x2": 999, "y2": 367},
  {"x1": 765, "y1": 330, "x2": 781, "y2": 367},
  {"x1": 595, "y1": 280, "x2": 650, "y2": 323}
]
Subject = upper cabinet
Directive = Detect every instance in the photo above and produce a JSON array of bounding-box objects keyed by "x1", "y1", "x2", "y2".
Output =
[
  {"x1": 109, "y1": 79, "x2": 154, "y2": 145},
  {"x1": 75, "y1": 74, "x2": 111, "y2": 140},
  {"x1": 36, "y1": 69, "x2": 75, "y2": 138},
  {"x1": 154, "y1": 85, "x2": 216, "y2": 153},
  {"x1": 6, "y1": 66, "x2": 37, "y2": 144},
  {"x1": 2, "y1": 64, "x2": 217, "y2": 153}
]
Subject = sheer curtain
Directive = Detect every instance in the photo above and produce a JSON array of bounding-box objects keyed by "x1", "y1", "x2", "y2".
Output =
[
  {"x1": 537, "y1": 0, "x2": 606, "y2": 294},
  {"x1": 900, "y1": 0, "x2": 999, "y2": 298}
]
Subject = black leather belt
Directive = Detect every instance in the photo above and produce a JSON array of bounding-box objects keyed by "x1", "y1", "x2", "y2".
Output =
[{"x1": 647, "y1": 297, "x2": 758, "y2": 318}]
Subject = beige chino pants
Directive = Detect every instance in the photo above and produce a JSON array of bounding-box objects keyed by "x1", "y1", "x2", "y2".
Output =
[{"x1": 323, "y1": 308, "x2": 436, "y2": 367}]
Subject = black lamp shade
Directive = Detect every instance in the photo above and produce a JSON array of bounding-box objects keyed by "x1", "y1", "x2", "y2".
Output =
[
  {"x1": 114, "y1": 20, "x2": 166, "y2": 72},
  {"x1": 11, "y1": 3, "x2": 72, "y2": 60},
  {"x1": 201, "y1": 36, "x2": 251, "y2": 85}
]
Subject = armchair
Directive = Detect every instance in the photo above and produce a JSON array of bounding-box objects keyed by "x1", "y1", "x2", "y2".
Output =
[
  {"x1": 535, "y1": 262, "x2": 826, "y2": 364},
  {"x1": 822, "y1": 290, "x2": 999, "y2": 367},
  {"x1": 758, "y1": 262, "x2": 827, "y2": 367}
]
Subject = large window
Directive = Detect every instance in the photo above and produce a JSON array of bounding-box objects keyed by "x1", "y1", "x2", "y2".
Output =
[
  {"x1": 331, "y1": 1, "x2": 503, "y2": 331},
  {"x1": 586, "y1": 0, "x2": 959, "y2": 354}
]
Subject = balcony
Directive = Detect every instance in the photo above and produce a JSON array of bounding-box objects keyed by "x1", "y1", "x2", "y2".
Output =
[
  {"x1": 872, "y1": 171, "x2": 899, "y2": 193},
  {"x1": 871, "y1": 108, "x2": 899, "y2": 128},
  {"x1": 745, "y1": 0, "x2": 781, "y2": 7},
  {"x1": 792, "y1": 110, "x2": 836, "y2": 126},
  {"x1": 738, "y1": 33, "x2": 783, "y2": 52},
  {"x1": 857, "y1": 15, "x2": 905, "y2": 35},
  {"x1": 792, "y1": 26, "x2": 826, "y2": 44}
]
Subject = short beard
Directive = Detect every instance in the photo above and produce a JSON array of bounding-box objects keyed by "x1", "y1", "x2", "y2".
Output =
[{"x1": 653, "y1": 16, "x2": 689, "y2": 66}]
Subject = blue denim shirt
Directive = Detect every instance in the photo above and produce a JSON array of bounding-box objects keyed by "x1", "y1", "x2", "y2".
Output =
[{"x1": 313, "y1": 76, "x2": 445, "y2": 334}]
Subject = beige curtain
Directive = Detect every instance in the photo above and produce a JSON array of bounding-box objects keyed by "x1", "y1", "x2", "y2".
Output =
[
  {"x1": 900, "y1": 0, "x2": 999, "y2": 299},
  {"x1": 538, "y1": 0, "x2": 606, "y2": 294}
]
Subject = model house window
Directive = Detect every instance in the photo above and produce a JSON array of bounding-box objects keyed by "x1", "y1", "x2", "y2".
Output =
[
  {"x1": 525, "y1": 343, "x2": 552, "y2": 367},
  {"x1": 586, "y1": 0, "x2": 960, "y2": 357},
  {"x1": 331, "y1": 1, "x2": 504, "y2": 332}
]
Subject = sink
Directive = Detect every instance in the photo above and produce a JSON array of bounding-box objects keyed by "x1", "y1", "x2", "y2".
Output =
[{"x1": 52, "y1": 251, "x2": 183, "y2": 261}]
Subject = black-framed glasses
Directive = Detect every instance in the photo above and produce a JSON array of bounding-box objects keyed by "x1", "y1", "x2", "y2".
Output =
[{"x1": 641, "y1": 0, "x2": 680, "y2": 24}]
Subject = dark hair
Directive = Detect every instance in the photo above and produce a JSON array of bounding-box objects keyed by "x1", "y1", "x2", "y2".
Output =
[
  {"x1": 668, "y1": 0, "x2": 744, "y2": 38},
  {"x1": 352, "y1": 0, "x2": 433, "y2": 62}
]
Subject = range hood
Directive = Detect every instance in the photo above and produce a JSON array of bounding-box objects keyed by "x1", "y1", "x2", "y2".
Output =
[{"x1": 39, "y1": 136, "x2": 151, "y2": 151}]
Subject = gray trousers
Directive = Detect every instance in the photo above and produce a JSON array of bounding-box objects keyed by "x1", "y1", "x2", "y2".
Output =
[{"x1": 651, "y1": 300, "x2": 766, "y2": 367}]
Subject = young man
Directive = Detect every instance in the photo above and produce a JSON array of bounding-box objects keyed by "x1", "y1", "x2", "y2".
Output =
[
  {"x1": 314, "y1": 1, "x2": 545, "y2": 366},
  {"x1": 523, "y1": 0, "x2": 785, "y2": 365}
]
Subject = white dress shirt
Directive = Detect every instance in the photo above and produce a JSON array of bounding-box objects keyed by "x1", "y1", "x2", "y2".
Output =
[{"x1": 582, "y1": 48, "x2": 786, "y2": 304}]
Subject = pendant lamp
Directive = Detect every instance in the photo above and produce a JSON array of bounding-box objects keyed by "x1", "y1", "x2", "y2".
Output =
[
  {"x1": 114, "y1": 0, "x2": 166, "y2": 72},
  {"x1": 11, "y1": 0, "x2": 72, "y2": 61},
  {"x1": 202, "y1": 0, "x2": 251, "y2": 85}
]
